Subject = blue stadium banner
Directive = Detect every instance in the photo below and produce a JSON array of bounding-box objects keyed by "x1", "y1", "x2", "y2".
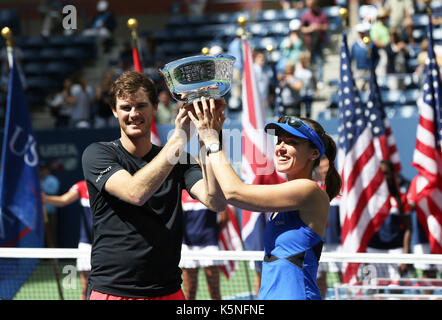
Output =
[{"x1": 0, "y1": 58, "x2": 44, "y2": 300}]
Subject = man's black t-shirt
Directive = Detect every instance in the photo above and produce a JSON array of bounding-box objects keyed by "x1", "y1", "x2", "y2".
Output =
[{"x1": 82, "y1": 139, "x2": 202, "y2": 298}]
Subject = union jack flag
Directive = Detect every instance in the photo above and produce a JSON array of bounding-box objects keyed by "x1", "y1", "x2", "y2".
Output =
[
  {"x1": 408, "y1": 13, "x2": 442, "y2": 253},
  {"x1": 240, "y1": 39, "x2": 284, "y2": 254},
  {"x1": 337, "y1": 31, "x2": 391, "y2": 283}
]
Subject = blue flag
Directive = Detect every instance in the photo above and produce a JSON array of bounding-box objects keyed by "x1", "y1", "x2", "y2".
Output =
[{"x1": 0, "y1": 58, "x2": 44, "y2": 299}]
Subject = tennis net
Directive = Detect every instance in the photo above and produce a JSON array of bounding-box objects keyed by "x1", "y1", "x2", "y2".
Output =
[{"x1": 1, "y1": 248, "x2": 442, "y2": 300}]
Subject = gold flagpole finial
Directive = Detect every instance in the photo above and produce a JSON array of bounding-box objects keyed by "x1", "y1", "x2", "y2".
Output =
[
  {"x1": 1, "y1": 26, "x2": 13, "y2": 47},
  {"x1": 127, "y1": 18, "x2": 139, "y2": 40},
  {"x1": 339, "y1": 7, "x2": 349, "y2": 28},
  {"x1": 201, "y1": 47, "x2": 210, "y2": 55},
  {"x1": 237, "y1": 15, "x2": 247, "y2": 27}
]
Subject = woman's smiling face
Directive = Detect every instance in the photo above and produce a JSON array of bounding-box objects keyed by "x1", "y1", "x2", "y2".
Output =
[{"x1": 274, "y1": 132, "x2": 318, "y2": 179}]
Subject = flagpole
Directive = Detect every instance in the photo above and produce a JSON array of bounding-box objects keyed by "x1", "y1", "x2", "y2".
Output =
[
  {"x1": 1, "y1": 27, "x2": 13, "y2": 69},
  {"x1": 235, "y1": 15, "x2": 257, "y2": 299},
  {"x1": 1, "y1": 27, "x2": 65, "y2": 300}
]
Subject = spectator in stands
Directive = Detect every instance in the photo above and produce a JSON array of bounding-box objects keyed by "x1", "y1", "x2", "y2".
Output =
[
  {"x1": 385, "y1": 30, "x2": 410, "y2": 90},
  {"x1": 295, "y1": 51, "x2": 315, "y2": 118},
  {"x1": 93, "y1": 70, "x2": 118, "y2": 128},
  {"x1": 366, "y1": 160, "x2": 412, "y2": 284},
  {"x1": 47, "y1": 77, "x2": 76, "y2": 128},
  {"x1": 369, "y1": 7, "x2": 391, "y2": 77},
  {"x1": 279, "y1": 19, "x2": 305, "y2": 70},
  {"x1": 70, "y1": 73, "x2": 95, "y2": 128},
  {"x1": 180, "y1": 189, "x2": 228, "y2": 300},
  {"x1": 253, "y1": 49, "x2": 273, "y2": 118},
  {"x1": 300, "y1": 0, "x2": 329, "y2": 89},
  {"x1": 39, "y1": 161, "x2": 60, "y2": 247},
  {"x1": 413, "y1": 39, "x2": 429, "y2": 87},
  {"x1": 359, "y1": 4, "x2": 378, "y2": 26},
  {"x1": 155, "y1": 90, "x2": 178, "y2": 124},
  {"x1": 280, "y1": 0, "x2": 304, "y2": 10},
  {"x1": 83, "y1": 0, "x2": 117, "y2": 53},
  {"x1": 314, "y1": 156, "x2": 343, "y2": 299},
  {"x1": 278, "y1": 61, "x2": 303, "y2": 117},
  {"x1": 81, "y1": 71, "x2": 226, "y2": 300},
  {"x1": 384, "y1": 0, "x2": 415, "y2": 44},
  {"x1": 185, "y1": 0, "x2": 207, "y2": 17},
  {"x1": 370, "y1": 7, "x2": 391, "y2": 49},
  {"x1": 42, "y1": 180, "x2": 92, "y2": 300},
  {"x1": 351, "y1": 22, "x2": 379, "y2": 91}
]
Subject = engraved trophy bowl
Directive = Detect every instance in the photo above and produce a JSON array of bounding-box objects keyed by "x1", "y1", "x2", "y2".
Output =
[{"x1": 159, "y1": 54, "x2": 236, "y2": 104}]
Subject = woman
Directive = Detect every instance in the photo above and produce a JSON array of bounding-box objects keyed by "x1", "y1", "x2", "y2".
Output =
[{"x1": 187, "y1": 97, "x2": 341, "y2": 300}]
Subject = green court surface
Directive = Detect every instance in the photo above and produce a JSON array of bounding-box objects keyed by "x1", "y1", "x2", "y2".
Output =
[{"x1": 12, "y1": 259, "x2": 258, "y2": 300}]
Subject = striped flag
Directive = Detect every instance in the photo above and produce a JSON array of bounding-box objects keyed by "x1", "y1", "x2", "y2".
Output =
[
  {"x1": 408, "y1": 14, "x2": 442, "y2": 253},
  {"x1": 218, "y1": 205, "x2": 243, "y2": 279},
  {"x1": 0, "y1": 58, "x2": 45, "y2": 299},
  {"x1": 240, "y1": 39, "x2": 284, "y2": 253},
  {"x1": 367, "y1": 50, "x2": 402, "y2": 172},
  {"x1": 337, "y1": 32, "x2": 391, "y2": 283},
  {"x1": 131, "y1": 37, "x2": 161, "y2": 146}
]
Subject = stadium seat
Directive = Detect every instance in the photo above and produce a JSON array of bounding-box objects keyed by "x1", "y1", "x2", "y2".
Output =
[
  {"x1": 208, "y1": 12, "x2": 233, "y2": 24},
  {"x1": 45, "y1": 61, "x2": 77, "y2": 75},
  {"x1": 168, "y1": 15, "x2": 188, "y2": 27},
  {"x1": 269, "y1": 21, "x2": 290, "y2": 37},
  {"x1": 249, "y1": 22, "x2": 271, "y2": 37},
  {"x1": 279, "y1": 8, "x2": 301, "y2": 21},
  {"x1": 21, "y1": 36, "x2": 48, "y2": 49},
  {"x1": 22, "y1": 49, "x2": 41, "y2": 61},
  {"x1": 48, "y1": 35, "x2": 73, "y2": 47},
  {"x1": 257, "y1": 9, "x2": 279, "y2": 22},
  {"x1": 23, "y1": 62, "x2": 47, "y2": 75},
  {"x1": 397, "y1": 105, "x2": 417, "y2": 118},
  {"x1": 39, "y1": 48, "x2": 61, "y2": 60},
  {"x1": 26, "y1": 76, "x2": 60, "y2": 90},
  {"x1": 412, "y1": 14, "x2": 429, "y2": 29},
  {"x1": 61, "y1": 47, "x2": 91, "y2": 59},
  {"x1": 381, "y1": 90, "x2": 404, "y2": 106},
  {"x1": 403, "y1": 88, "x2": 420, "y2": 105}
]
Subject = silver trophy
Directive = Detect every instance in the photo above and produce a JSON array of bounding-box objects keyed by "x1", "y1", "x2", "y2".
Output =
[{"x1": 159, "y1": 54, "x2": 236, "y2": 103}]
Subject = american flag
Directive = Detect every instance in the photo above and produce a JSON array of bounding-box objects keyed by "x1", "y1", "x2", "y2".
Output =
[
  {"x1": 131, "y1": 35, "x2": 161, "y2": 146},
  {"x1": 240, "y1": 39, "x2": 284, "y2": 253},
  {"x1": 408, "y1": 14, "x2": 442, "y2": 253},
  {"x1": 367, "y1": 50, "x2": 402, "y2": 172},
  {"x1": 337, "y1": 32, "x2": 391, "y2": 283}
]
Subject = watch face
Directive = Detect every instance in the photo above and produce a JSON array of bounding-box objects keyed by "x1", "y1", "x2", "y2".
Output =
[{"x1": 208, "y1": 143, "x2": 220, "y2": 155}]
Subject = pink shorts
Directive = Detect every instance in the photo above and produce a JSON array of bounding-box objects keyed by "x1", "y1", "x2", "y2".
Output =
[{"x1": 89, "y1": 289, "x2": 186, "y2": 300}]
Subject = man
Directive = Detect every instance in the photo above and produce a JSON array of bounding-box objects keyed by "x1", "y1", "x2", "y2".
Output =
[
  {"x1": 42, "y1": 180, "x2": 91, "y2": 300},
  {"x1": 300, "y1": 0, "x2": 329, "y2": 89},
  {"x1": 82, "y1": 71, "x2": 226, "y2": 300}
]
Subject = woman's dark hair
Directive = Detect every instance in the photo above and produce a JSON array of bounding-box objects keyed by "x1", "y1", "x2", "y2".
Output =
[
  {"x1": 301, "y1": 117, "x2": 342, "y2": 201},
  {"x1": 109, "y1": 71, "x2": 159, "y2": 109}
]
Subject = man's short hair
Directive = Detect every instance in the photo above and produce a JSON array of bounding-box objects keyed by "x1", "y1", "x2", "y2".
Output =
[{"x1": 110, "y1": 71, "x2": 159, "y2": 109}]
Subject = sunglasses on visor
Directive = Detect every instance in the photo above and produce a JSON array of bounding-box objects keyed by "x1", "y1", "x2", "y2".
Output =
[{"x1": 277, "y1": 116, "x2": 325, "y2": 156}]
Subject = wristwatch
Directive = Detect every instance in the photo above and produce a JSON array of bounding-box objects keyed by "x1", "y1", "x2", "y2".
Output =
[{"x1": 206, "y1": 143, "x2": 221, "y2": 156}]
